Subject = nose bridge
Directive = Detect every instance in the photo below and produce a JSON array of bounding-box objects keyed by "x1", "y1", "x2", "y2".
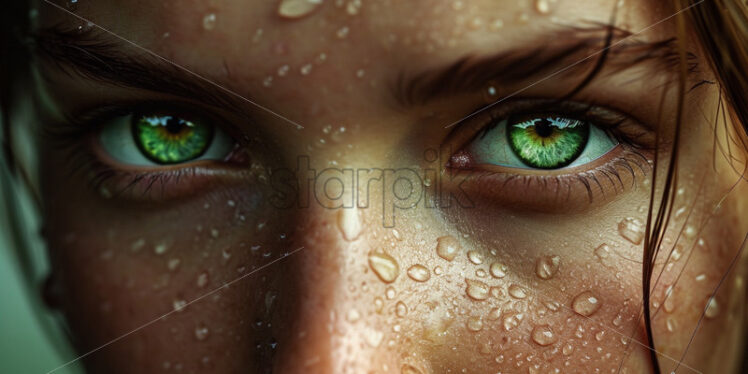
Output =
[{"x1": 273, "y1": 200, "x2": 404, "y2": 374}]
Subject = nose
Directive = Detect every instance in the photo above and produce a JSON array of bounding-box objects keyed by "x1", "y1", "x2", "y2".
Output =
[{"x1": 271, "y1": 203, "x2": 414, "y2": 374}]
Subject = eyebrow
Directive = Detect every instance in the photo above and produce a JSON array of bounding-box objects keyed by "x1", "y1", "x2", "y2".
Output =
[
  {"x1": 395, "y1": 26, "x2": 699, "y2": 106},
  {"x1": 33, "y1": 26, "x2": 697, "y2": 114},
  {"x1": 33, "y1": 27, "x2": 251, "y2": 116}
]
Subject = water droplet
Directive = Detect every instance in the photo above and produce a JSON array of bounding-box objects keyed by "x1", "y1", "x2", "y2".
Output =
[
  {"x1": 694, "y1": 273, "x2": 706, "y2": 282},
  {"x1": 434, "y1": 266, "x2": 443, "y2": 275},
  {"x1": 618, "y1": 218, "x2": 644, "y2": 245},
  {"x1": 663, "y1": 285, "x2": 675, "y2": 313},
  {"x1": 665, "y1": 317, "x2": 677, "y2": 332},
  {"x1": 489, "y1": 18, "x2": 504, "y2": 31},
  {"x1": 451, "y1": 1, "x2": 465, "y2": 11},
  {"x1": 670, "y1": 245, "x2": 683, "y2": 262},
  {"x1": 363, "y1": 327, "x2": 384, "y2": 347},
  {"x1": 202, "y1": 13, "x2": 217, "y2": 30},
  {"x1": 487, "y1": 307, "x2": 502, "y2": 320},
  {"x1": 401, "y1": 364, "x2": 423, "y2": 374},
  {"x1": 562, "y1": 343, "x2": 574, "y2": 355},
  {"x1": 535, "y1": 255, "x2": 560, "y2": 280},
  {"x1": 278, "y1": 0, "x2": 323, "y2": 19},
  {"x1": 684, "y1": 225, "x2": 696, "y2": 239},
  {"x1": 534, "y1": 0, "x2": 551, "y2": 14},
  {"x1": 531, "y1": 325, "x2": 557, "y2": 346},
  {"x1": 167, "y1": 258, "x2": 181, "y2": 271},
  {"x1": 508, "y1": 284, "x2": 528, "y2": 299},
  {"x1": 594, "y1": 243, "x2": 611, "y2": 265},
  {"x1": 572, "y1": 290, "x2": 601, "y2": 316},
  {"x1": 130, "y1": 238, "x2": 145, "y2": 252},
  {"x1": 544, "y1": 300, "x2": 560, "y2": 312},
  {"x1": 194, "y1": 324, "x2": 209, "y2": 340},
  {"x1": 210, "y1": 228, "x2": 220, "y2": 239},
  {"x1": 465, "y1": 279, "x2": 490, "y2": 300},
  {"x1": 300, "y1": 63, "x2": 313, "y2": 75},
  {"x1": 475, "y1": 269, "x2": 487, "y2": 278},
  {"x1": 502, "y1": 312, "x2": 524, "y2": 331},
  {"x1": 173, "y1": 299, "x2": 187, "y2": 312},
  {"x1": 277, "y1": 64, "x2": 290, "y2": 77},
  {"x1": 489, "y1": 262, "x2": 507, "y2": 278},
  {"x1": 336, "y1": 26, "x2": 350, "y2": 39},
  {"x1": 595, "y1": 330, "x2": 606, "y2": 341},
  {"x1": 154, "y1": 243, "x2": 169, "y2": 255},
  {"x1": 396, "y1": 301, "x2": 408, "y2": 317},
  {"x1": 374, "y1": 297, "x2": 384, "y2": 313},
  {"x1": 385, "y1": 286, "x2": 396, "y2": 300},
  {"x1": 346, "y1": 308, "x2": 361, "y2": 322},
  {"x1": 355, "y1": 69, "x2": 366, "y2": 78},
  {"x1": 467, "y1": 316, "x2": 483, "y2": 332},
  {"x1": 704, "y1": 297, "x2": 719, "y2": 318},
  {"x1": 197, "y1": 272, "x2": 208, "y2": 288},
  {"x1": 337, "y1": 208, "x2": 362, "y2": 241},
  {"x1": 467, "y1": 250, "x2": 484, "y2": 265},
  {"x1": 262, "y1": 76, "x2": 274, "y2": 87},
  {"x1": 407, "y1": 264, "x2": 431, "y2": 282},
  {"x1": 368, "y1": 251, "x2": 400, "y2": 283},
  {"x1": 436, "y1": 236, "x2": 461, "y2": 261}
]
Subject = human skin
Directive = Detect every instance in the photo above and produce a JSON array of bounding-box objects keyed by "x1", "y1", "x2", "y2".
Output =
[{"x1": 24, "y1": 0, "x2": 748, "y2": 373}]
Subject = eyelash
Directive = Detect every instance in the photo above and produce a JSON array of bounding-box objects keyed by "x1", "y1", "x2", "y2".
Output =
[
  {"x1": 43, "y1": 102, "x2": 249, "y2": 200},
  {"x1": 444, "y1": 99, "x2": 655, "y2": 209}
]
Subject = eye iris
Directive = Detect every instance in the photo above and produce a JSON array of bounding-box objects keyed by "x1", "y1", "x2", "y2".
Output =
[
  {"x1": 507, "y1": 117, "x2": 589, "y2": 169},
  {"x1": 133, "y1": 115, "x2": 214, "y2": 164}
]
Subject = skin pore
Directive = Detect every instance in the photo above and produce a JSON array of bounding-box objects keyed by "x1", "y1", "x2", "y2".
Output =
[{"x1": 24, "y1": 0, "x2": 748, "y2": 373}]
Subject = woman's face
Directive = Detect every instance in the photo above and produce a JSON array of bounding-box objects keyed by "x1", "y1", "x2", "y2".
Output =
[{"x1": 30, "y1": 0, "x2": 747, "y2": 373}]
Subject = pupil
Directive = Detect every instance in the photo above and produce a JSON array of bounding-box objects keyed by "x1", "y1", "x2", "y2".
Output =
[
  {"x1": 534, "y1": 118, "x2": 553, "y2": 137},
  {"x1": 165, "y1": 117, "x2": 184, "y2": 134}
]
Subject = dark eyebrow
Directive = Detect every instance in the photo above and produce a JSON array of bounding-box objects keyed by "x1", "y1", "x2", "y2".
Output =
[
  {"x1": 32, "y1": 27, "x2": 255, "y2": 117},
  {"x1": 395, "y1": 26, "x2": 699, "y2": 106}
]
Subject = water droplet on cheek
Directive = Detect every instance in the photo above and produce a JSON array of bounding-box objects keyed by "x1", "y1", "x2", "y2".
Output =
[
  {"x1": 502, "y1": 312, "x2": 524, "y2": 331},
  {"x1": 618, "y1": 218, "x2": 644, "y2": 244},
  {"x1": 467, "y1": 250, "x2": 484, "y2": 265},
  {"x1": 467, "y1": 316, "x2": 483, "y2": 331},
  {"x1": 407, "y1": 264, "x2": 431, "y2": 282},
  {"x1": 401, "y1": 364, "x2": 423, "y2": 374},
  {"x1": 465, "y1": 279, "x2": 490, "y2": 300},
  {"x1": 396, "y1": 301, "x2": 408, "y2": 317},
  {"x1": 436, "y1": 236, "x2": 461, "y2": 261},
  {"x1": 508, "y1": 284, "x2": 528, "y2": 299},
  {"x1": 535, "y1": 255, "x2": 560, "y2": 280},
  {"x1": 368, "y1": 251, "x2": 400, "y2": 283},
  {"x1": 534, "y1": 0, "x2": 552, "y2": 14},
  {"x1": 704, "y1": 297, "x2": 719, "y2": 318},
  {"x1": 531, "y1": 325, "x2": 557, "y2": 346},
  {"x1": 489, "y1": 262, "x2": 507, "y2": 278},
  {"x1": 572, "y1": 290, "x2": 601, "y2": 316}
]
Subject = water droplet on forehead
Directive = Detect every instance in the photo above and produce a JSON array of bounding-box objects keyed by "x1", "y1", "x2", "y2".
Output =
[
  {"x1": 572, "y1": 290, "x2": 601, "y2": 316},
  {"x1": 618, "y1": 218, "x2": 644, "y2": 245},
  {"x1": 278, "y1": 0, "x2": 323, "y2": 19}
]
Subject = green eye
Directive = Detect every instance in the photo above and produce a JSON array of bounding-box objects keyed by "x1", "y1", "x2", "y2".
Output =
[
  {"x1": 468, "y1": 115, "x2": 618, "y2": 170},
  {"x1": 133, "y1": 115, "x2": 213, "y2": 164},
  {"x1": 99, "y1": 112, "x2": 233, "y2": 166}
]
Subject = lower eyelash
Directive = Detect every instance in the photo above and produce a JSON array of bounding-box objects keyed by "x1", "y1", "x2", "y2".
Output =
[{"x1": 453, "y1": 147, "x2": 652, "y2": 212}]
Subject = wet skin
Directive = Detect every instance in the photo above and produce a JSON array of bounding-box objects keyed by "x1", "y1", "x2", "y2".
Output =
[{"x1": 24, "y1": 0, "x2": 748, "y2": 373}]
